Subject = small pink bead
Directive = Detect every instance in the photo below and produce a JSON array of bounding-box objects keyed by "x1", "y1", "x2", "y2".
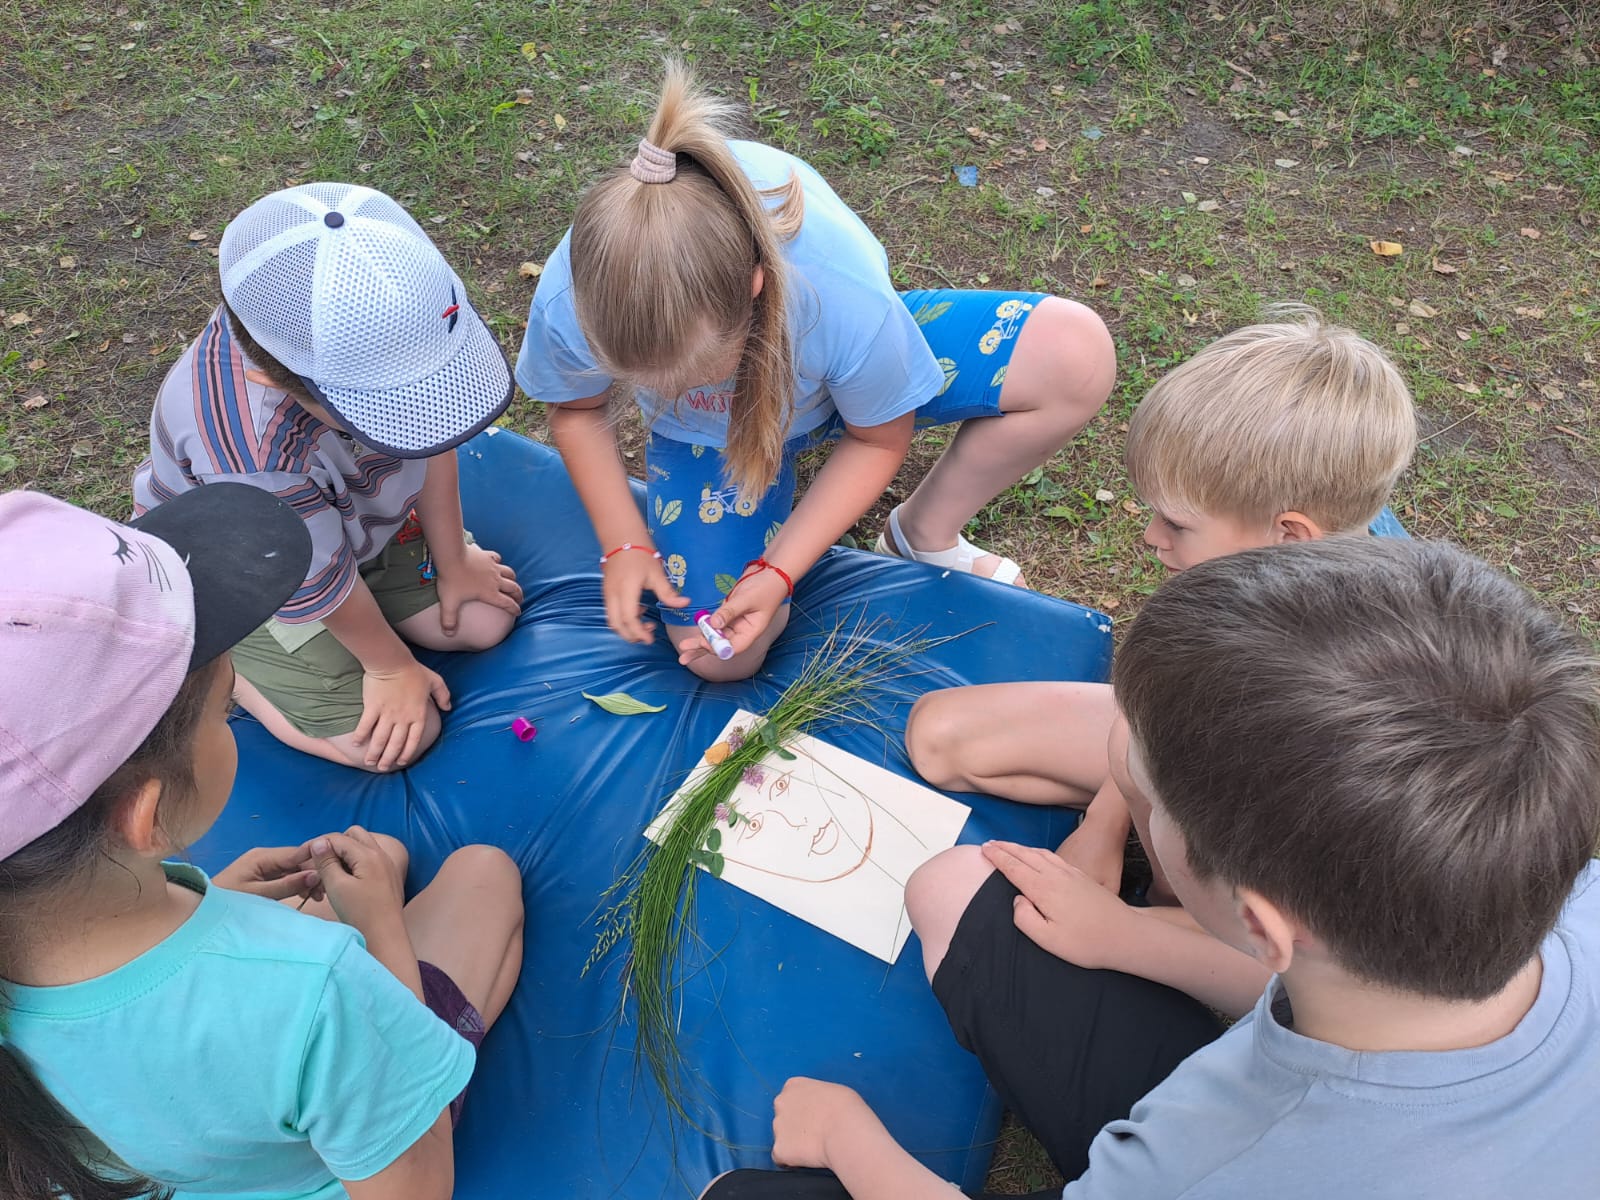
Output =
[{"x1": 511, "y1": 717, "x2": 537, "y2": 742}]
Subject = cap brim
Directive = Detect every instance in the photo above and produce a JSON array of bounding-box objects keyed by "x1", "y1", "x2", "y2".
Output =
[
  {"x1": 129, "y1": 484, "x2": 313, "y2": 670},
  {"x1": 302, "y1": 305, "x2": 514, "y2": 459}
]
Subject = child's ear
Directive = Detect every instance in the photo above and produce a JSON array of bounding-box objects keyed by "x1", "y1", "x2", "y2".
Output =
[
  {"x1": 1273, "y1": 511, "x2": 1324, "y2": 543},
  {"x1": 1234, "y1": 887, "x2": 1298, "y2": 973},
  {"x1": 116, "y1": 779, "x2": 173, "y2": 856},
  {"x1": 751, "y1": 264, "x2": 765, "y2": 300}
]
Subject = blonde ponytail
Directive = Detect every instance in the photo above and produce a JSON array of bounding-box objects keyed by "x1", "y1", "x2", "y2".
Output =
[{"x1": 569, "y1": 60, "x2": 803, "y2": 498}]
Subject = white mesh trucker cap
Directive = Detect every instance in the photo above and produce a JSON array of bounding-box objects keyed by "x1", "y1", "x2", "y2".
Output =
[{"x1": 218, "y1": 183, "x2": 512, "y2": 458}]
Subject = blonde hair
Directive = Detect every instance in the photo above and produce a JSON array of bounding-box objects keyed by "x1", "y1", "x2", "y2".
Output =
[
  {"x1": 1125, "y1": 305, "x2": 1417, "y2": 532},
  {"x1": 569, "y1": 61, "x2": 803, "y2": 498}
]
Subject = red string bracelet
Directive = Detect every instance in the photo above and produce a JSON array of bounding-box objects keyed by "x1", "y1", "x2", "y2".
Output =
[
  {"x1": 599, "y1": 542, "x2": 662, "y2": 567},
  {"x1": 733, "y1": 556, "x2": 794, "y2": 598}
]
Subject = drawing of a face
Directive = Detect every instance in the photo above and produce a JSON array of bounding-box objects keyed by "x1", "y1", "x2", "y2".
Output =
[{"x1": 725, "y1": 767, "x2": 873, "y2": 883}]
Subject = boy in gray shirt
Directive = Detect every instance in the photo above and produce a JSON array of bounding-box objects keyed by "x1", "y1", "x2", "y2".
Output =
[{"x1": 703, "y1": 537, "x2": 1600, "y2": 1199}]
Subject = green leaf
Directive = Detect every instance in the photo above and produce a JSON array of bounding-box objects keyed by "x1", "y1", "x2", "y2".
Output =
[
  {"x1": 1044, "y1": 505, "x2": 1080, "y2": 519},
  {"x1": 0, "y1": 454, "x2": 17, "y2": 477},
  {"x1": 757, "y1": 721, "x2": 796, "y2": 759},
  {"x1": 1490, "y1": 502, "x2": 1519, "y2": 519},
  {"x1": 707, "y1": 852, "x2": 725, "y2": 879},
  {"x1": 659, "y1": 499, "x2": 682, "y2": 526},
  {"x1": 581, "y1": 691, "x2": 667, "y2": 715},
  {"x1": 705, "y1": 827, "x2": 721, "y2": 852},
  {"x1": 714, "y1": 572, "x2": 739, "y2": 596}
]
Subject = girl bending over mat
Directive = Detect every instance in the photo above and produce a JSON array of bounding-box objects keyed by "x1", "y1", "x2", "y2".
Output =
[
  {"x1": 516, "y1": 61, "x2": 1115, "y2": 680},
  {"x1": 0, "y1": 484, "x2": 523, "y2": 1200}
]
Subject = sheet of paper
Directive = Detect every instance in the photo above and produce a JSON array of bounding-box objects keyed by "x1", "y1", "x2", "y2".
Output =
[{"x1": 647, "y1": 710, "x2": 971, "y2": 963}]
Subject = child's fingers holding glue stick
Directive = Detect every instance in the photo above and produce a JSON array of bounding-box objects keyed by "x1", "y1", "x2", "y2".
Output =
[{"x1": 694, "y1": 609, "x2": 736, "y2": 661}]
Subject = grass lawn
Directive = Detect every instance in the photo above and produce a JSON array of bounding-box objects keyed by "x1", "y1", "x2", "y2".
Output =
[{"x1": 3, "y1": 0, "x2": 1596, "y2": 1190}]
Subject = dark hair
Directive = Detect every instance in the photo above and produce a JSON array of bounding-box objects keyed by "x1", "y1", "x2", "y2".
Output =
[
  {"x1": 0, "y1": 661, "x2": 220, "y2": 1200},
  {"x1": 1114, "y1": 536, "x2": 1600, "y2": 1002},
  {"x1": 221, "y1": 301, "x2": 313, "y2": 402}
]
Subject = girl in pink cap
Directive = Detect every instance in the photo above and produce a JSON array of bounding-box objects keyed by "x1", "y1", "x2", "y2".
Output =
[{"x1": 0, "y1": 484, "x2": 523, "y2": 1200}]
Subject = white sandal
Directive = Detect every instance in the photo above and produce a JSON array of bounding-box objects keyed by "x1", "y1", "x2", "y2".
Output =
[{"x1": 873, "y1": 505, "x2": 1026, "y2": 587}]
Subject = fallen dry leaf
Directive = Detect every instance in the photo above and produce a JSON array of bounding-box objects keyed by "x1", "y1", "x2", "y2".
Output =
[
  {"x1": 1394, "y1": 322, "x2": 1411, "y2": 335},
  {"x1": 1121, "y1": 499, "x2": 1141, "y2": 515},
  {"x1": 7, "y1": 312, "x2": 31, "y2": 327},
  {"x1": 1407, "y1": 299, "x2": 1439, "y2": 318},
  {"x1": 22, "y1": 394, "x2": 49, "y2": 409},
  {"x1": 965, "y1": 126, "x2": 987, "y2": 141},
  {"x1": 1455, "y1": 382, "x2": 1482, "y2": 395},
  {"x1": 553, "y1": 113, "x2": 568, "y2": 131},
  {"x1": 1519, "y1": 227, "x2": 1541, "y2": 239},
  {"x1": 121, "y1": 332, "x2": 136, "y2": 344},
  {"x1": 95, "y1": 338, "x2": 110, "y2": 352},
  {"x1": 187, "y1": 230, "x2": 207, "y2": 242},
  {"x1": 1514, "y1": 306, "x2": 1547, "y2": 318},
  {"x1": 1192, "y1": 156, "x2": 1210, "y2": 164},
  {"x1": 26, "y1": 358, "x2": 45, "y2": 370},
  {"x1": 59, "y1": 255, "x2": 77, "y2": 269},
  {"x1": 1273, "y1": 157, "x2": 1299, "y2": 168},
  {"x1": 518, "y1": 261, "x2": 543, "y2": 279},
  {"x1": 1540, "y1": 383, "x2": 1566, "y2": 401},
  {"x1": 1102, "y1": 598, "x2": 1121, "y2": 611},
  {"x1": 1431, "y1": 260, "x2": 1458, "y2": 275},
  {"x1": 1196, "y1": 199, "x2": 1221, "y2": 212},
  {"x1": 1094, "y1": 488, "x2": 1115, "y2": 503},
  {"x1": 1370, "y1": 241, "x2": 1404, "y2": 257},
  {"x1": 1456, "y1": 330, "x2": 1472, "y2": 341},
  {"x1": 1078, "y1": 223, "x2": 1093, "y2": 234},
  {"x1": 1090, "y1": 275, "x2": 1109, "y2": 288},
  {"x1": 1031, "y1": 137, "x2": 1049, "y2": 152}
]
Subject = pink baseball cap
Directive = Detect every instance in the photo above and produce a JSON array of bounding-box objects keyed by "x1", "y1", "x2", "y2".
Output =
[{"x1": 0, "y1": 483, "x2": 311, "y2": 858}]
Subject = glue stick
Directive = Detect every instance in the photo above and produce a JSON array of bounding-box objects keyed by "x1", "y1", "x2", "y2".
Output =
[{"x1": 695, "y1": 610, "x2": 735, "y2": 661}]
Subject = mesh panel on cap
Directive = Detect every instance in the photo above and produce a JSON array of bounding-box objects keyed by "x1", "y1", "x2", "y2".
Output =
[
  {"x1": 228, "y1": 238, "x2": 320, "y2": 370},
  {"x1": 348, "y1": 188, "x2": 431, "y2": 242},
  {"x1": 219, "y1": 193, "x2": 314, "y2": 279},
  {"x1": 321, "y1": 306, "x2": 510, "y2": 454},
  {"x1": 316, "y1": 227, "x2": 458, "y2": 388}
]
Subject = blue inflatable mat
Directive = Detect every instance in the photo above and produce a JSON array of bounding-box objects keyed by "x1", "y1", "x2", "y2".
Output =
[{"x1": 193, "y1": 430, "x2": 1110, "y2": 1199}]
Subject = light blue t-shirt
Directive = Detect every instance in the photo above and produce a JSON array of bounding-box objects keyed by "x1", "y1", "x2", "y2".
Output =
[
  {"x1": 2, "y1": 864, "x2": 474, "y2": 1199},
  {"x1": 514, "y1": 140, "x2": 945, "y2": 446},
  {"x1": 1064, "y1": 861, "x2": 1600, "y2": 1198}
]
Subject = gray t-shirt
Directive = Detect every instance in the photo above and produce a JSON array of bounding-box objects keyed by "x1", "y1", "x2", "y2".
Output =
[{"x1": 1065, "y1": 861, "x2": 1600, "y2": 1198}]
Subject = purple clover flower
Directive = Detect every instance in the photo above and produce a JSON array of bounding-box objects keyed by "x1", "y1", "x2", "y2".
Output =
[
  {"x1": 715, "y1": 802, "x2": 732, "y2": 826},
  {"x1": 727, "y1": 727, "x2": 747, "y2": 752},
  {"x1": 741, "y1": 765, "x2": 765, "y2": 789}
]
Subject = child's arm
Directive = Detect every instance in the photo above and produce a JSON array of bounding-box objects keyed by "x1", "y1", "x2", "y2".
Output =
[
  {"x1": 322, "y1": 580, "x2": 451, "y2": 771},
  {"x1": 548, "y1": 392, "x2": 690, "y2": 643},
  {"x1": 343, "y1": 1114, "x2": 454, "y2": 1200},
  {"x1": 413, "y1": 451, "x2": 522, "y2": 634},
  {"x1": 1056, "y1": 776, "x2": 1133, "y2": 893},
  {"x1": 984, "y1": 840, "x2": 1270, "y2": 1019},
  {"x1": 769, "y1": 1078, "x2": 957, "y2": 1200},
  {"x1": 689, "y1": 412, "x2": 914, "y2": 666}
]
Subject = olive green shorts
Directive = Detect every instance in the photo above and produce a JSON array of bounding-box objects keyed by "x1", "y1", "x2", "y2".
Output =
[{"x1": 232, "y1": 529, "x2": 453, "y2": 739}]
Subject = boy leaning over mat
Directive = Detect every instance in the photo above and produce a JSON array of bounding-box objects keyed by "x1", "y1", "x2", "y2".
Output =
[
  {"x1": 706, "y1": 537, "x2": 1600, "y2": 1199},
  {"x1": 133, "y1": 183, "x2": 524, "y2": 773}
]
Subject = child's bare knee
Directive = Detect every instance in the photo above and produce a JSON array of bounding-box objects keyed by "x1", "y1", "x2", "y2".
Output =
[
  {"x1": 452, "y1": 601, "x2": 517, "y2": 651},
  {"x1": 443, "y1": 845, "x2": 524, "y2": 909},
  {"x1": 906, "y1": 691, "x2": 969, "y2": 788},
  {"x1": 906, "y1": 844, "x2": 989, "y2": 934}
]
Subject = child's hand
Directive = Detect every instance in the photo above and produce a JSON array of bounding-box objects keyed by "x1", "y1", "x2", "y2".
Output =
[
  {"x1": 983, "y1": 840, "x2": 1138, "y2": 970},
  {"x1": 213, "y1": 845, "x2": 321, "y2": 903},
  {"x1": 435, "y1": 543, "x2": 523, "y2": 635},
  {"x1": 356, "y1": 660, "x2": 450, "y2": 771},
  {"x1": 309, "y1": 826, "x2": 406, "y2": 934},
  {"x1": 771, "y1": 1077, "x2": 871, "y2": 1171},
  {"x1": 603, "y1": 548, "x2": 689, "y2": 645},
  {"x1": 679, "y1": 569, "x2": 787, "y2": 668}
]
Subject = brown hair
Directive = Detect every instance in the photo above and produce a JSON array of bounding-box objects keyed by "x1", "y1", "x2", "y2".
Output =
[
  {"x1": 0, "y1": 661, "x2": 220, "y2": 1200},
  {"x1": 1114, "y1": 537, "x2": 1600, "y2": 1002},
  {"x1": 222, "y1": 302, "x2": 314, "y2": 404},
  {"x1": 1125, "y1": 305, "x2": 1416, "y2": 532},
  {"x1": 569, "y1": 60, "x2": 803, "y2": 498}
]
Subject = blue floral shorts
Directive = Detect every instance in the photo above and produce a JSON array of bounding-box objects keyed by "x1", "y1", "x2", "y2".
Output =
[{"x1": 645, "y1": 288, "x2": 1047, "y2": 623}]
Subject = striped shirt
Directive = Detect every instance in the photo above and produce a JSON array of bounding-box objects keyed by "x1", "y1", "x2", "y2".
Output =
[{"x1": 132, "y1": 308, "x2": 427, "y2": 625}]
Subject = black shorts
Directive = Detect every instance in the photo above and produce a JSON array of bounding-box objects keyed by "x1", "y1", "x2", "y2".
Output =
[
  {"x1": 700, "y1": 1168, "x2": 1058, "y2": 1200},
  {"x1": 931, "y1": 870, "x2": 1223, "y2": 1181}
]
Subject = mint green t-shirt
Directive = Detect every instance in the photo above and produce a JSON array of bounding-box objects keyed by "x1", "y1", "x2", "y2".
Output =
[{"x1": 1, "y1": 864, "x2": 474, "y2": 1198}]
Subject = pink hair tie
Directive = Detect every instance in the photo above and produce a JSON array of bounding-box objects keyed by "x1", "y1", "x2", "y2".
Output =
[{"x1": 630, "y1": 138, "x2": 677, "y2": 184}]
